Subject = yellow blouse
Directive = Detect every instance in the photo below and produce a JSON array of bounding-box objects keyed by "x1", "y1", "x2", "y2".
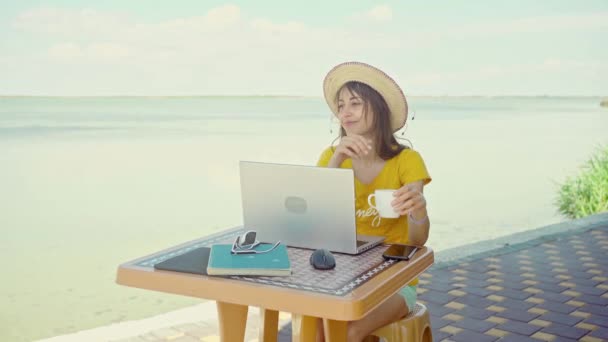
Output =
[{"x1": 317, "y1": 146, "x2": 432, "y2": 286}]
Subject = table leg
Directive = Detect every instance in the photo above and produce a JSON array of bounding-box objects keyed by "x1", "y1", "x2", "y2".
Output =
[
  {"x1": 259, "y1": 308, "x2": 279, "y2": 342},
  {"x1": 216, "y1": 301, "x2": 248, "y2": 342},
  {"x1": 291, "y1": 314, "x2": 317, "y2": 342},
  {"x1": 323, "y1": 319, "x2": 348, "y2": 342}
]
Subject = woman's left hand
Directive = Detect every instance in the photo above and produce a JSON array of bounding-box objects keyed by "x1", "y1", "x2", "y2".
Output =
[{"x1": 391, "y1": 181, "x2": 426, "y2": 216}]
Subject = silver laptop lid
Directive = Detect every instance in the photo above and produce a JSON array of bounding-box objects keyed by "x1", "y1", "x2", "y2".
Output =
[{"x1": 239, "y1": 161, "x2": 361, "y2": 254}]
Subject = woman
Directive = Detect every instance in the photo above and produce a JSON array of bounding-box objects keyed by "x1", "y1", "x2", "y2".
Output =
[{"x1": 316, "y1": 61, "x2": 432, "y2": 341}]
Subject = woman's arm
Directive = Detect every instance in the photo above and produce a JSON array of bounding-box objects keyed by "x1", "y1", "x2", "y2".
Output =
[
  {"x1": 326, "y1": 135, "x2": 373, "y2": 168},
  {"x1": 392, "y1": 180, "x2": 430, "y2": 246},
  {"x1": 407, "y1": 192, "x2": 430, "y2": 246}
]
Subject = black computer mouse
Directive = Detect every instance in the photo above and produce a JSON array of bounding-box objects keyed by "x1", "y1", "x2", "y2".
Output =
[{"x1": 310, "y1": 248, "x2": 336, "y2": 270}]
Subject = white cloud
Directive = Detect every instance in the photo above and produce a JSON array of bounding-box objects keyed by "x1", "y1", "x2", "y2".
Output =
[
  {"x1": 158, "y1": 4, "x2": 241, "y2": 34},
  {"x1": 250, "y1": 18, "x2": 306, "y2": 34},
  {"x1": 6, "y1": 5, "x2": 364, "y2": 94},
  {"x1": 203, "y1": 4, "x2": 241, "y2": 30},
  {"x1": 48, "y1": 42, "x2": 83, "y2": 60},
  {"x1": 349, "y1": 5, "x2": 393, "y2": 24},
  {"x1": 508, "y1": 12, "x2": 608, "y2": 33},
  {"x1": 48, "y1": 42, "x2": 132, "y2": 62},
  {"x1": 407, "y1": 72, "x2": 443, "y2": 86},
  {"x1": 542, "y1": 58, "x2": 572, "y2": 70},
  {"x1": 5, "y1": 5, "x2": 607, "y2": 95},
  {"x1": 452, "y1": 12, "x2": 608, "y2": 37},
  {"x1": 367, "y1": 5, "x2": 393, "y2": 22},
  {"x1": 407, "y1": 59, "x2": 608, "y2": 92},
  {"x1": 87, "y1": 43, "x2": 132, "y2": 60},
  {"x1": 12, "y1": 7, "x2": 130, "y2": 38}
]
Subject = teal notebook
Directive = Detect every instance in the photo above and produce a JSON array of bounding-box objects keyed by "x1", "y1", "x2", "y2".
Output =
[{"x1": 207, "y1": 243, "x2": 291, "y2": 276}]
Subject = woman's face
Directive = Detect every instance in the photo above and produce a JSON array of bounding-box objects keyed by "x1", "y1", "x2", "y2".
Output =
[{"x1": 337, "y1": 87, "x2": 374, "y2": 137}]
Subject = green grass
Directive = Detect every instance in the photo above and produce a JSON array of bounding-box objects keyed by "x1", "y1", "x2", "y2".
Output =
[{"x1": 556, "y1": 145, "x2": 608, "y2": 219}]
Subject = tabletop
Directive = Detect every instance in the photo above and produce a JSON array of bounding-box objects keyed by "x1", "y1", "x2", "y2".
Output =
[{"x1": 116, "y1": 226, "x2": 434, "y2": 341}]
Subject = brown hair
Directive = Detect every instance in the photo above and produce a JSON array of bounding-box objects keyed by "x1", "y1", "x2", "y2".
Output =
[{"x1": 333, "y1": 81, "x2": 407, "y2": 160}]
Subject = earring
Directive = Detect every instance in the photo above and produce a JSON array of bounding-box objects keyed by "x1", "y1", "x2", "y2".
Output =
[{"x1": 401, "y1": 123, "x2": 408, "y2": 136}]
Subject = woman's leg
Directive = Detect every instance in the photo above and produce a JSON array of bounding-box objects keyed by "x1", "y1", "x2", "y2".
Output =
[
  {"x1": 316, "y1": 286, "x2": 417, "y2": 342},
  {"x1": 316, "y1": 318, "x2": 324, "y2": 342},
  {"x1": 346, "y1": 292, "x2": 409, "y2": 342}
]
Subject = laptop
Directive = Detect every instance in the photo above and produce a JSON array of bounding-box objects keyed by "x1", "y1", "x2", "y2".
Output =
[{"x1": 239, "y1": 161, "x2": 385, "y2": 255}]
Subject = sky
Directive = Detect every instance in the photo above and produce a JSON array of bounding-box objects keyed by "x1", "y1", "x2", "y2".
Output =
[{"x1": 0, "y1": 0, "x2": 607, "y2": 96}]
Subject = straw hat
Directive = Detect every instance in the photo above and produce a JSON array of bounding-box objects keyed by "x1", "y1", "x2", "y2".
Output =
[{"x1": 323, "y1": 61, "x2": 408, "y2": 132}]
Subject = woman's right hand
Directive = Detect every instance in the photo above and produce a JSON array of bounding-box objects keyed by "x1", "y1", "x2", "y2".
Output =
[{"x1": 328, "y1": 135, "x2": 373, "y2": 167}]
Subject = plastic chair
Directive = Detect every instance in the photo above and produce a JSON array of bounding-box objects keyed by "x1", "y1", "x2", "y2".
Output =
[{"x1": 365, "y1": 302, "x2": 432, "y2": 342}]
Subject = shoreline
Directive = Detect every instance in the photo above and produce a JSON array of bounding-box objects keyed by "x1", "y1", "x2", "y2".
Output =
[{"x1": 39, "y1": 212, "x2": 608, "y2": 342}]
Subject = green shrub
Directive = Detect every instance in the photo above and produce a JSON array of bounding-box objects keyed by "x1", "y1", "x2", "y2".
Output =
[{"x1": 556, "y1": 145, "x2": 608, "y2": 219}]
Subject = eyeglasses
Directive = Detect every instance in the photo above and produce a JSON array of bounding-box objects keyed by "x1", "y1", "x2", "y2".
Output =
[{"x1": 231, "y1": 230, "x2": 281, "y2": 255}]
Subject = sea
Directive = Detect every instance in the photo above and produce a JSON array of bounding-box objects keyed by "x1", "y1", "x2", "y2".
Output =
[{"x1": 1, "y1": 96, "x2": 606, "y2": 341}]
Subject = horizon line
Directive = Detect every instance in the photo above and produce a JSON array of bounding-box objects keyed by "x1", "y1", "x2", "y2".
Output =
[{"x1": 1, "y1": 94, "x2": 606, "y2": 99}]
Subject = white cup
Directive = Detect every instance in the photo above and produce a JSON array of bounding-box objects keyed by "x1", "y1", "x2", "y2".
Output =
[{"x1": 367, "y1": 189, "x2": 399, "y2": 218}]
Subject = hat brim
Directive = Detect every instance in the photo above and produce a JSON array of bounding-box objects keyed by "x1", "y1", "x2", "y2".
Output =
[{"x1": 323, "y1": 62, "x2": 407, "y2": 133}]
